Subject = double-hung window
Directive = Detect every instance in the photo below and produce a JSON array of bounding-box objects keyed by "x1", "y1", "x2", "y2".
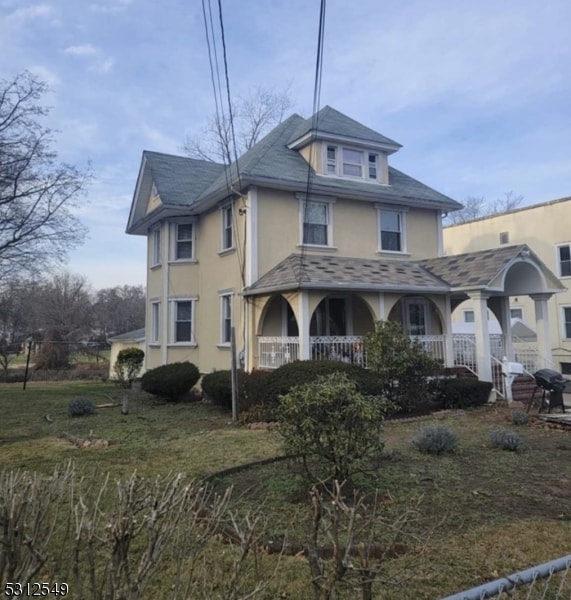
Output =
[
  {"x1": 342, "y1": 148, "x2": 363, "y2": 178},
  {"x1": 510, "y1": 307, "x2": 524, "y2": 320},
  {"x1": 557, "y1": 244, "x2": 571, "y2": 277},
  {"x1": 378, "y1": 209, "x2": 404, "y2": 252},
  {"x1": 326, "y1": 146, "x2": 337, "y2": 174},
  {"x1": 151, "y1": 228, "x2": 161, "y2": 266},
  {"x1": 562, "y1": 306, "x2": 571, "y2": 340},
  {"x1": 221, "y1": 204, "x2": 233, "y2": 251},
  {"x1": 151, "y1": 301, "x2": 160, "y2": 343},
  {"x1": 220, "y1": 293, "x2": 232, "y2": 345},
  {"x1": 303, "y1": 200, "x2": 329, "y2": 246},
  {"x1": 173, "y1": 300, "x2": 194, "y2": 344},
  {"x1": 175, "y1": 223, "x2": 194, "y2": 260}
]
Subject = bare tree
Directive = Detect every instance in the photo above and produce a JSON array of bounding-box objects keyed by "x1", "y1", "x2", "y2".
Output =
[
  {"x1": 93, "y1": 284, "x2": 146, "y2": 338},
  {"x1": 446, "y1": 191, "x2": 524, "y2": 225},
  {"x1": 182, "y1": 85, "x2": 293, "y2": 163},
  {"x1": 0, "y1": 71, "x2": 90, "y2": 279}
]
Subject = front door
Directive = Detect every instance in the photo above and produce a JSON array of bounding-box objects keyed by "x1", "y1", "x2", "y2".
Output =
[{"x1": 404, "y1": 298, "x2": 428, "y2": 336}]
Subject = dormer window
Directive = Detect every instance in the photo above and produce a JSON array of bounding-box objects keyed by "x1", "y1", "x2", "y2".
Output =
[{"x1": 324, "y1": 144, "x2": 381, "y2": 182}]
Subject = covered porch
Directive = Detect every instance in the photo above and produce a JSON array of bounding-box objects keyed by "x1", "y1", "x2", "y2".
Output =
[{"x1": 244, "y1": 247, "x2": 565, "y2": 398}]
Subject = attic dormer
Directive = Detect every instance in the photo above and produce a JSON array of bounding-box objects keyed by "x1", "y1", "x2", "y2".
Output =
[{"x1": 286, "y1": 106, "x2": 401, "y2": 185}]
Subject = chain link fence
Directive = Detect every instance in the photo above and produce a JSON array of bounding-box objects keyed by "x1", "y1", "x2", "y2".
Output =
[{"x1": 442, "y1": 554, "x2": 571, "y2": 599}]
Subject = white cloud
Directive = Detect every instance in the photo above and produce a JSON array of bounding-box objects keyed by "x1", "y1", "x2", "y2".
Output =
[
  {"x1": 6, "y1": 4, "x2": 54, "y2": 22},
  {"x1": 64, "y1": 43, "x2": 99, "y2": 56}
]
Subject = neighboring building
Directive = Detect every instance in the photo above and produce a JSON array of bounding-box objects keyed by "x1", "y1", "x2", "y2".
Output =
[
  {"x1": 107, "y1": 328, "x2": 146, "y2": 379},
  {"x1": 126, "y1": 106, "x2": 564, "y2": 394},
  {"x1": 444, "y1": 197, "x2": 571, "y2": 375}
]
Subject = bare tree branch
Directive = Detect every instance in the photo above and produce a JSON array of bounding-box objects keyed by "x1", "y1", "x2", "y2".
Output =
[
  {"x1": 0, "y1": 71, "x2": 91, "y2": 278},
  {"x1": 182, "y1": 85, "x2": 293, "y2": 163},
  {"x1": 446, "y1": 191, "x2": 525, "y2": 225}
]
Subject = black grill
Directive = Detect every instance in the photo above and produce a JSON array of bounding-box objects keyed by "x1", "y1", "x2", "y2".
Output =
[{"x1": 529, "y1": 368, "x2": 569, "y2": 413}]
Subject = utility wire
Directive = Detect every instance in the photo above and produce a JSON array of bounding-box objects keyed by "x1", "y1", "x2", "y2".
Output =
[{"x1": 299, "y1": 0, "x2": 327, "y2": 284}]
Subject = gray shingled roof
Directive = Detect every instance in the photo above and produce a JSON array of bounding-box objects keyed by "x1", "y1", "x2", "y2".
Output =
[
  {"x1": 107, "y1": 328, "x2": 145, "y2": 342},
  {"x1": 418, "y1": 245, "x2": 531, "y2": 288},
  {"x1": 287, "y1": 105, "x2": 402, "y2": 149},
  {"x1": 144, "y1": 151, "x2": 224, "y2": 207},
  {"x1": 245, "y1": 254, "x2": 450, "y2": 295},
  {"x1": 139, "y1": 108, "x2": 462, "y2": 215}
]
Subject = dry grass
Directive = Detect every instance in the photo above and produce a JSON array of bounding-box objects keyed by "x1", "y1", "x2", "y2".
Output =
[{"x1": 2, "y1": 382, "x2": 571, "y2": 597}]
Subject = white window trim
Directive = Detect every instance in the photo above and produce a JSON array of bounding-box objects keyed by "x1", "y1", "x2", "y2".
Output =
[
  {"x1": 376, "y1": 204, "x2": 408, "y2": 254},
  {"x1": 170, "y1": 220, "x2": 196, "y2": 262},
  {"x1": 169, "y1": 297, "x2": 197, "y2": 346},
  {"x1": 510, "y1": 306, "x2": 524, "y2": 320},
  {"x1": 297, "y1": 195, "x2": 336, "y2": 249},
  {"x1": 150, "y1": 300, "x2": 160, "y2": 344},
  {"x1": 219, "y1": 291, "x2": 233, "y2": 347},
  {"x1": 220, "y1": 203, "x2": 234, "y2": 253},
  {"x1": 561, "y1": 305, "x2": 571, "y2": 340},
  {"x1": 150, "y1": 227, "x2": 161, "y2": 267},
  {"x1": 555, "y1": 242, "x2": 571, "y2": 278},
  {"x1": 322, "y1": 143, "x2": 385, "y2": 184}
]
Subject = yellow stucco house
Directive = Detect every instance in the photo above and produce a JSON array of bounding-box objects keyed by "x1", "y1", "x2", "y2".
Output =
[
  {"x1": 126, "y1": 106, "x2": 564, "y2": 397},
  {"x1": 444, "y1": 196, "x2": 571, "y2": 376}
]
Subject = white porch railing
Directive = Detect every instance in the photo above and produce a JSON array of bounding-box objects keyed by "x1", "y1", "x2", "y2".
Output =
[
  {"x1": 410, "y1": 335, "x2": 446, "y2": 363},
  {"x1": 258, "y1": 336, "x2": 299, "y2": 369},
  {"x1": 311, "y1": 336, "x2": 367, "y2": 367},
  {"x1": 258, "y1": 334, "x2": 447, "y2": 369}
]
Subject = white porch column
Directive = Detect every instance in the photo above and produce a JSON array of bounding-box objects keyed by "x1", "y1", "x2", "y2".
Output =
[
  {"x1": 470, "y1": 291, "x2": 492, "y2": 382},
  {"x1": 378, "y1": 292, "x2": 386, "y2": 320},
  {"x1": 497, "y1": 296, "x2": 514, "y2": 361},
  {"x1": 299, "y1": 291, "x2": 311, "y2": 360},
  {"x1": 530, "y1": 293, "x2": 553, "y2": 367},
  {"x1": 443, "y1": 296, "x2": 454, "y2": 368}
]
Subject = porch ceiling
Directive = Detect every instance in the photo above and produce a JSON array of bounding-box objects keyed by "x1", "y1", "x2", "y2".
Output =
[{"x1": 244, "y1": 253, "x2": 451, "y2": 296}]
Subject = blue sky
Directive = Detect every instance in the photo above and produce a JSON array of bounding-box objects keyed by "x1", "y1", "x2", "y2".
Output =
[{"x1": 2, "y1": 0, "x2": 571, "y2": 289}]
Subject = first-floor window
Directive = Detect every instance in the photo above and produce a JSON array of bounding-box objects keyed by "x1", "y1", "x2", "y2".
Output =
[
  {"x1": 563, "y1": 306, "x2": 571, "y2": 339},
  {"x1": 151, "y1": 302, "x2": 160, "y2": 343},
  {"x1": 463, "y1": 310, "x2": 475, "y2": 323},
  {"x1": 303, "y1": 200, "x2": 329, "y2": 245},
  {"x1": 379, "y1": 210, "x2": 403, "y2": 252},
  {"x1": 174, "y1": 300, "x2": 194, "y2": 343},
  {"x1": 510, "y1": 307, "x2": 524, "y2": 320},
  {"x1": 220, "y1": 294, "x2": 232, "y2": 344}
]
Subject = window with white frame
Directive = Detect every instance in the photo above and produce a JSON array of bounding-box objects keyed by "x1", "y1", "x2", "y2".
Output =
[
  {"x1": 302, "y1": 200, "x2": 331, "y2": 246},
  {"x1": 173, "y1": 299, "x2": 194, "y2": 343},
  {"x1": 463, "y1": 310, "x2": 475, "y2": 323},
  {"x1": 324, "y1": 145, "x2": 380, "y2": 182},
  {"x1": 151, "y1": 227, "x2": 161, "y2": 267},
  {"x1": 151, "y1": 301, "x2": 160, "y2": 343},
  {"x1": 557, "y1": 244, "x2": 571, "y2": 277},
  {"x1": 221, "y1": 204, "x2": 233, "y2": 251},
  {"x1": 562, "y1": 306, "x2": 571, "y2": 340},
  {"x1": 220, "y1": 293, "x2": 232, "y2": 345},
  {"x1": 510, "y1": 307, "x2": 524, "y2": 320},
  {"x1": 174, "y1": 223, "x2": 194, "y2": 260},
  {"x1": 378, "y1": 209, "x2": 404, "y2": 252}
]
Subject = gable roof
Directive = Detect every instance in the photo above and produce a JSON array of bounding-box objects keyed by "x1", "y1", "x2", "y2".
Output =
[
  {"x1": 244, "y1": 253, "x2": 450, "y2": 295},
  {"x1": 418, "y1": 244, "x2": 565, "y2": 292},
  {"x1": 128, "y1": 107, "x2": 462, "y2": 234}
]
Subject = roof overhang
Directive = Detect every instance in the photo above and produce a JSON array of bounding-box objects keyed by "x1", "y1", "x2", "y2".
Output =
[{"x1": 287, "y1": 131, "x2": 402, "y2": 154}]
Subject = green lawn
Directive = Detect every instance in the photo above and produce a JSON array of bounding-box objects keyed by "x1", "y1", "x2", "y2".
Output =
[{"x1": 1, "y1": 382, "x2": 571, "y2": 598}]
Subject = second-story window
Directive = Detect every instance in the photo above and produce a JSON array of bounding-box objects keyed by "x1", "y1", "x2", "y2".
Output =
[
  {"x1": 221, "y1": 204, "x2": 233, "y2": 251},
  {"x1": 379, "y1": 210, "x2": 404, "y2": 252},
  {"x1": 558, "y1": 244, "x2": 571, "y2": 277},
  {"x1": 303, "y1": 200, "x2": 329, "y2": 246},
  {"x1": 151, "y1": 227, "x2": 161, "y2": 266},
  {"x1": 175, "y1": 223, "x2": 194, "y2": 260}
]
